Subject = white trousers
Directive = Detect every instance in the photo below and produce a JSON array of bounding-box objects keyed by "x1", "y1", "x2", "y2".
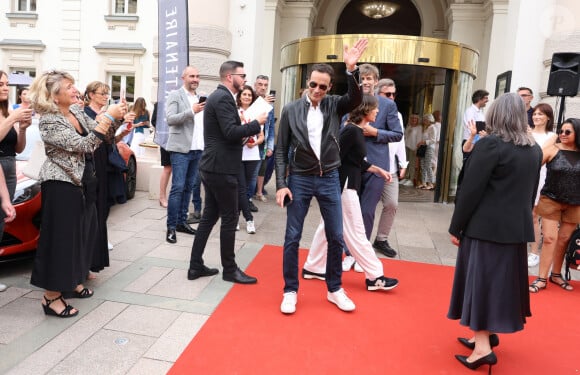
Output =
[
  {"x1": 130, "y1": 131, "x2": 147, "y2": 157},
  {"x1": 304, "y1": 188, "x2": 383, "y2": 280}
]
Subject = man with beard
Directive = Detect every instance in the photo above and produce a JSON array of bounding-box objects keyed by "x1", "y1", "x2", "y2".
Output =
[{"x1": 187, "y1": 61, "x2": 268, "y2": 284}]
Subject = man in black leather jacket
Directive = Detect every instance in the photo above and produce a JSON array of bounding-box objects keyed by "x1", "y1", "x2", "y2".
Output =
[{"x1": 275, "y1": 38, "x2": 368, "y2": 314}]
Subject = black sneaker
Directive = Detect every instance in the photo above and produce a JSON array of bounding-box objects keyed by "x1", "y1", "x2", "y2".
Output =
[
  {"x1": 366, "y1": 276, "x2": 399, "y2": 291},
  {"x1": 302, "y1": 268, "x2": 326, "y2": 280},
  {"x1": 373, "y1": 239, "x2": 397, "y2": 258},
  {"x1": 248, "y1": 200, "x2": 259, "y2": 212}
]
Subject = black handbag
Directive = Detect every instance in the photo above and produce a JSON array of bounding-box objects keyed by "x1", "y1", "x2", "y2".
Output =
[
  {"x1": 108, "y1": 144, "x2": 128, "y2": 173},
  {"x1": 416, "y1": 145, "x2": 427, "y2": 157}
]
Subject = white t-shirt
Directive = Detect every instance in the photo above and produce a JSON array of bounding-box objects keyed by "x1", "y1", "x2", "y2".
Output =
[
  {"x1": 306, "y1": 96, "x2": 324, "y2": 160},
  {"x1": 463, "y1": 104, "x2": 485, "y2": 140},
  {"x1": 240, "y1": 108, "x2": 262, "y2": 161},
  {"x1": 183, "y1": 87, "x2": 204, "y2": 151},
  {"x1": 404, "y1": 125, "x2": 423, "y2": 151}
]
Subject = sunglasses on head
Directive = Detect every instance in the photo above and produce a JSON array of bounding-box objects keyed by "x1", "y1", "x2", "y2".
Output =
[
  {"x1": 308, "y1": 81, "x2": 328, "y2": 91},
  {"x1": 558, "y1": 129, "x2": 573, "y2": 136}
]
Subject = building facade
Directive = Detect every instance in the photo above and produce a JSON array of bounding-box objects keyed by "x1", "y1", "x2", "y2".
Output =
[{"x1": 1, "y1": 0, "x2": 579, "y2": 200}]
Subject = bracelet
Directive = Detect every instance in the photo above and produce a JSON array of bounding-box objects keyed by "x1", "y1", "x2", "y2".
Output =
[{"x1": 104, "y1": 113, "x2": 115, "y2": 122}]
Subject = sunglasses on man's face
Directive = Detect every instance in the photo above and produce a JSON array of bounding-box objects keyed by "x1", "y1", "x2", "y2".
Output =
[
  {"x1": 558, "y1": 129, "x2": 573, "y2": 136},
  {"x1": 308, "y1": 81, "x2": 328, "y2": 91},
  {"x1": 384, "y1": 92, "x2": 396, "y2": 98}
]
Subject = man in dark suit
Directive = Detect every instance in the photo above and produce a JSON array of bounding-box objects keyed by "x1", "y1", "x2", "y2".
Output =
[
  {"x1": 187, "y1": 61, "x2": 268, "y2": 284},
  {"x1": 165, "y1": 66, "x2": 204, "y2": 243}
]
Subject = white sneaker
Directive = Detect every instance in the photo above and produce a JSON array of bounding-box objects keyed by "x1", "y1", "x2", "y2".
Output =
[
  {"x1": 327, "y1": 288, "x2": 355, "y2": 311},
  {"x1": 398, "y1": 179, "x2": 407, "y2": 185},
  {"x1": 354, "y1": 262, "x2": 363, "y2": 273},
  {"x1": 528, "y1": 253, "x2": 540, "y2": 267},
  {"x1": 342, "y1": 256, "x2": 355, "y2": 271},
  {"x1": 0, "y1": 283, "x2": 6, "y2": 292},
  {"x1": 403, "y1": 179, "x2": 414, "y2": 187},
  {"x1": 108, "y1": 242, "x2": 114, "y2": 251},
  {"x1": 280, "y1": 291, "x2": 297, "y2": 314},
  {"x1": 246, "y1": 221, "x2": 256, "y2": 234}
]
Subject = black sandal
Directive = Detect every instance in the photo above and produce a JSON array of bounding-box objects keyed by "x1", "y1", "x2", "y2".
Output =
[
  {"x1": 549, "y1": 273, "x2": 574, "y2": 291},
  {"x1": 529, "y1": 277, "x2": 547, "y2": 293},
  {"x1": 42, "y1": 295, "x2": 79, "y2": 318},
  {"x1": 63, "y1": 287, "x2": 94, "y2": 299}
]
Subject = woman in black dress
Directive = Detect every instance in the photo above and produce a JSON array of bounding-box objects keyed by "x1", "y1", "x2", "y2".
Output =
[
  {"x1": 83, "y1": 81, "x2": 131, "y2": 276},
  {"x1": 28, "y1": 71, "x2": 126, "y2": 317},
  {"x1": 448, "y1": 93, "x2": 542, "y2": 372}
]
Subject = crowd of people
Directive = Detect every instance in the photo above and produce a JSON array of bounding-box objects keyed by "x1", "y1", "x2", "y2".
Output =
[
  {"x1": 0, "y1": 68, "x2": 155, "y2": 312},
  {"x1": 0, "y1": 41, "x2": 578, "y2": 375}
]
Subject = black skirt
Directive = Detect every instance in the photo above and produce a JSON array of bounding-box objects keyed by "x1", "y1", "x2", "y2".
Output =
[
  {"x1": 31, "y1": 181, "x2": 89, "y2": 291},
  {"x1": 447, "y1": 237, "x2": 531, "y2": 333}
]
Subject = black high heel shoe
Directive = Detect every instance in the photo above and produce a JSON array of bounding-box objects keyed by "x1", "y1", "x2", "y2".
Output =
[
  {"x1": 455, "y1": 352, "x2": 497, "y2": 374},
  {"x1": 457, "y1": 333, "x2": 499, "y2": 350}
]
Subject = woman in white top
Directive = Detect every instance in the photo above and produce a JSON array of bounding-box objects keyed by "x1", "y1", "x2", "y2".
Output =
[
  {"x1": 416, "y1": 113, "x2": 437, "y2": 190},
  {"x1": 527, "y1": 103, "x2": 555, "y2": 267},
  {"x1": 432, "y1": 110, "x2": 442, "y2": 174},
  {"x1": 403, "y1": 114, "x2": 422, "y2": 186},
  {"x1": 237, "y1": 86, "x2": 264, "y2": 234}
]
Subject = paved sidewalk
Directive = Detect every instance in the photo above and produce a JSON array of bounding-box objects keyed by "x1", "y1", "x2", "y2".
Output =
[{"x1": 0, "y1": 186, "x2": 495, "y2": 374}]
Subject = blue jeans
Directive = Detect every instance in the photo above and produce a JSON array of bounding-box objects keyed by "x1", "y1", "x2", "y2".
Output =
[
  {"x1": 167, "y1": 150, "x2": 202, "y2": 229},
  {"x1": 191, "y1": 168, "x2": 202, "y2": 213},
  {"x1": 283, "y1": 170, "x2": 343, "y2": 293},
  {"x1": 245, "y1": 160, "x2": 261, "y2": 199}
]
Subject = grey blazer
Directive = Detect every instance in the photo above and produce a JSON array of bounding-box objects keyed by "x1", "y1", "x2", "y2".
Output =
[{"x1": 165, "y1": 87, "x2": 196, "y2": 154}]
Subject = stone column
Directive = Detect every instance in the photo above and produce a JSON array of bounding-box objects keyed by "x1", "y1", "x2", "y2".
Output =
[{"x1": 187, "y1": 0, "x2": 232, "y2": 94}]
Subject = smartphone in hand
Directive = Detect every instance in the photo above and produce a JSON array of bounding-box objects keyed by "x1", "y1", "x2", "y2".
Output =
[
  {"x1": 475, "y1": 121, "x2": 486, "y2": 133},
  {"x1": 283, "y1": 194, "x2": 292, "y2": 207},
  {"x1": 269, "y1": 90, "x2": 276, "y2": 97},
  {"x1": 199, "y1": 96, "x2": 207, "y2": 104}
]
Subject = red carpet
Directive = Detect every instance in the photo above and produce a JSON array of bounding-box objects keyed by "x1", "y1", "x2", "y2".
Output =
[{"x1": 170, "y1": 245, "x2": 580, "y2": 375}]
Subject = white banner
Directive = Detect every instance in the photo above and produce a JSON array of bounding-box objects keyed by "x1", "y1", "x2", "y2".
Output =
[{"x1": 154, "y1": 0, "x2": 189, "y2": 149}]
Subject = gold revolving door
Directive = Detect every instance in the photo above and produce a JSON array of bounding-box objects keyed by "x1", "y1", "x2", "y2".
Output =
[{"x1": 279, "y1": 34, "x2": 479, "y2": 203}]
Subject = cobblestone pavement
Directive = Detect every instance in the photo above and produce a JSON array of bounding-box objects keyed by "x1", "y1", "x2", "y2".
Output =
[{"x1": 0, "y1": 183, "x2": 544, "y2": 374}]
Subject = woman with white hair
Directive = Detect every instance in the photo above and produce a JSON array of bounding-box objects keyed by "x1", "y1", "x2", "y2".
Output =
[{"x1": 416, "y1": 113, "x2": 437, "y2": 190}]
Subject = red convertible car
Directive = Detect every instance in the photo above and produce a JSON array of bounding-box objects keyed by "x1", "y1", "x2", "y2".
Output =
[{"x1": 0, "y1": 142, "x2": 136, "y2": 260}]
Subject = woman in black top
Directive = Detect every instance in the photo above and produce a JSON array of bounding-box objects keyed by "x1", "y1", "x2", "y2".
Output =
[
  {"x1": 304, "y1": 94, "x2": 399, "y2": 291},
  {"x1": 0, "y1": 71, "x2": 33, "y2": 292},
  {"x1": 529, "y1": 118, "x2": 580, "y2": 293}
]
